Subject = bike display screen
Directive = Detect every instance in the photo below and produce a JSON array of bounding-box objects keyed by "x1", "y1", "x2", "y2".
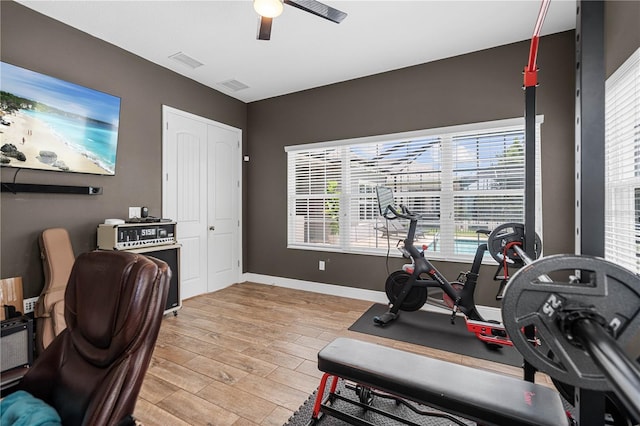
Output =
[{"x1": 376, "y1": 186, "x2": 395, "y2": 218}]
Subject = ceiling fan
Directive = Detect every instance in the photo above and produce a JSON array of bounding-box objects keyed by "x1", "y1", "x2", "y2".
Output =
[{"x1": 253, "y1": 0, "x2": 347, "y2": 40}]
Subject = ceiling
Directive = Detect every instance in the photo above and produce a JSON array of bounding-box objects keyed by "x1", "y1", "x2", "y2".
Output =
[{"x1": 16, "y1": 0, "x2": 577, "y2": 103}]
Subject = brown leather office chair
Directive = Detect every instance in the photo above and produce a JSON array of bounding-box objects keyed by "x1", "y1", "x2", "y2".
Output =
[
  {"x1": 36, "y1": 228, "x2": 76, "y2": 354},
  {"x1": 19, "y1": 250, "x2": 170, "y2": 426}
]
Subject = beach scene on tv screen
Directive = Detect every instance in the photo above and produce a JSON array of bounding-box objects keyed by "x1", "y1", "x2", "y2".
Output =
[{"x1": 0, "y1": 62, "x2": 120, "y2": 175}]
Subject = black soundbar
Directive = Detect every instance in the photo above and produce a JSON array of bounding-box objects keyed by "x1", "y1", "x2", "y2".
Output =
[{"x1": 1, "y1": 183, "x2": 102, "y2": 195}]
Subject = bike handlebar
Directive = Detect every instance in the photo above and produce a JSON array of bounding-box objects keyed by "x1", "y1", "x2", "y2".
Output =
[{"x1": 384, "y1": 204, "x2": 423, "y2": 222}]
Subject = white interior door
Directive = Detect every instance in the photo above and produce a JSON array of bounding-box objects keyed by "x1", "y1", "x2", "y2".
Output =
[
  {"x1": 163, "y1": 106, "x2": 241, "y2": 300},
  {"x1": 207, "y1": 124, "x2": 240, "y2": 291}
]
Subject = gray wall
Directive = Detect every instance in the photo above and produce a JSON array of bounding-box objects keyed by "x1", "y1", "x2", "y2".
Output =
[
  {"x1": 246, "y1": 31, "x2": 577, "y2": 306},
  {"x1": 604, "y1": 0, "x2": 640, "y2": 78},
  {"x1": 2, "y1": 1, "x2": 638, "y2": 306},
  {"x1": 243, "y1": 1, "x2": 640, "y2": 307},
  {"x1": 0, "y1": 1, "x2": 246, "y2": 297}
]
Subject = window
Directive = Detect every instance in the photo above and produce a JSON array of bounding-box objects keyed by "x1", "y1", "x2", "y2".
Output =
[
  {"x1": 605, "y1": 48, "x2": 640, "y2": 273},
  {"x1": 286, "y1": 117, "x2": 542, "y2": 262}
]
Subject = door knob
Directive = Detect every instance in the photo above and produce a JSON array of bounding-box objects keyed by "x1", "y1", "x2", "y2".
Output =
[{"x1": 209, "y1": 226, "x2": 215, "y2": 231}]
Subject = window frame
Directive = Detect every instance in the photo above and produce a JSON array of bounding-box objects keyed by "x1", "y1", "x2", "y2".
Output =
[
  {"x1": 605, "y1": 47, "x2": 640, "y2": 273},
  {"x1": 285, "y1": 116, "x2": 543, "y2": 263}
]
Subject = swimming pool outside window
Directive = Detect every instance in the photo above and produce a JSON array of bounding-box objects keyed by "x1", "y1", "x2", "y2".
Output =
[{"x1": 286, "y1": 117, "x2": 543, "y2": 262}]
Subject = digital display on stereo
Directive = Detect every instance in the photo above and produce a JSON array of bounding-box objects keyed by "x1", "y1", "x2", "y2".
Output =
[{"x1": 140, "y1": 228, "x2": 156, "y2": 238}]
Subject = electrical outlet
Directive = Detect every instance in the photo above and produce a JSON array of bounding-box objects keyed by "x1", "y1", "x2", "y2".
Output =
[
  {"x1": 129, "y1": 207, "x2": 141, "y2": 219},
  {"x1": 319, "y1": 260, "x2": 325, "y2": 271},
  {"x1": 23, "y1": 297, "x2": 38, "y2": 314}
]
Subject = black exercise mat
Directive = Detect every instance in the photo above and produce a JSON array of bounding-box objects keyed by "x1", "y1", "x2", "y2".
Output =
[
  {"x1": 348, "y1": 304, "x2": 523, "y2": 367},
  {"x1": 285, "y1": 379, "x2": 475, "y2": 426}
]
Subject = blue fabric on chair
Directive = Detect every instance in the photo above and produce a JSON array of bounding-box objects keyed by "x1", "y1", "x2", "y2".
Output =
[{"x1": 0, "y1": 390, "x2": 61, "y2": 426}]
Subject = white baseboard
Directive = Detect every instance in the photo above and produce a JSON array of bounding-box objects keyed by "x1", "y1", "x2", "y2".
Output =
[
  {"x1": 242, "y1": 273, "x2": 389, "y2": 304},
  {"x1": 241, "y1": 272, "x2": 502, "y2": 320}
]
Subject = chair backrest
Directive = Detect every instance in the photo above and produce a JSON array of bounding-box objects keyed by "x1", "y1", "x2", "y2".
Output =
[
  {"x1": 19, "y1": 250, "x2": 171, "y2": 426},
  {"x1": 36, "y1": 228, "x2": 75, "y2": 354}
]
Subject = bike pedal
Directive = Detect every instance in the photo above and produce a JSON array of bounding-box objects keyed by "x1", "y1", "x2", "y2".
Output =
[
  {"x1": 373, "y1": 316, "x2": 386, "y2": 326},
  {"x1": 373, "y1": 311, "x2": 398, "y2": 326}
]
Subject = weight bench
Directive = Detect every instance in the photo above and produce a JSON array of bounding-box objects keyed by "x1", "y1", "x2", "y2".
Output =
[{"x1": 311, "y1": 338, "x2": 568, "y2": 426}]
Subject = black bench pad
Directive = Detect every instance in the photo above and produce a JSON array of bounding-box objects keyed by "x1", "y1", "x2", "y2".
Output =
[{"x1": 318, "y1": 338, "x2": 567, "y2": 426}]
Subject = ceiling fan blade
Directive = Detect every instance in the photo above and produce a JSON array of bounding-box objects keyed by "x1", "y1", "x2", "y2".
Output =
[
  {"x1": 284, "y1": 0, "x2": 347, "y2": 24},
  {"x1": 257, "y1": 16, "x2": 272, "y2": 40}
]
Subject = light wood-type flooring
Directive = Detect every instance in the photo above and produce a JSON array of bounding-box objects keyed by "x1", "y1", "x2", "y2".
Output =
[{"x1": 134, "y1": 282, "x2": 553, "y2": 426}]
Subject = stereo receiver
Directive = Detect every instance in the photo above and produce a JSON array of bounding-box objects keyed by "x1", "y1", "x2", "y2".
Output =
[{"x1": 97, "y1": 222, "x2": 176, "y2": 250}]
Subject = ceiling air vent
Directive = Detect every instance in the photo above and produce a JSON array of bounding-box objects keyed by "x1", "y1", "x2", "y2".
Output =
[
  {"x1": 218, "y1": 79, "x2": 250, "y2": 92},
  {"x1": 168, "y1": 52, "x2": 204, "y2": 69}
]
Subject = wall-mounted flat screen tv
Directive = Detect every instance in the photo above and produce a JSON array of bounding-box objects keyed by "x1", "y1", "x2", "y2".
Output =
[{"x1": 0, "y1": 61, "x2": 121, "y2": 176}]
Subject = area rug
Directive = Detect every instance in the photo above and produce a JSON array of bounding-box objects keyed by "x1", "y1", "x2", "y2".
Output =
[
  {"x1": 348, "y1": 303, "x2": 523, "y2": 367},
  {"x1": 284, "y1": 379, "x2": 474, "y2": 426}
]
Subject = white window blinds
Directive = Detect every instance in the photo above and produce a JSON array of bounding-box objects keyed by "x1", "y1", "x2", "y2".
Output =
[
  {"x1": 288, "y1": 147, "x2": 342, "y2": 247},
  {"x1": 286, "y1": 117, "x2": 543, "y2": 261},
  {"x1": 605, "y1": 47, "x2": 640, "y2": 273}
]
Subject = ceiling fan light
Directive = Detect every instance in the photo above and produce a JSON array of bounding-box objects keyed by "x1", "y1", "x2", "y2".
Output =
[{"x1": 253, "y1": 0, "x2": 284, "y2": 18}]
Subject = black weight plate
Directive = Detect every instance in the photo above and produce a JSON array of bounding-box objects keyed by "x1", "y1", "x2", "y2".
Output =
[
  {"x1": 356, "y1": 385, "x2": 374, "y2": 405},
  {"x1": 502, "y1": 254, "x2": 640, "y2": 390},
  {"x1": 487, "y1": 222, "x2": 542, "y2": 265},
  {"x1": 385, "y1": 270, "x2": 427, "y2": 312}
]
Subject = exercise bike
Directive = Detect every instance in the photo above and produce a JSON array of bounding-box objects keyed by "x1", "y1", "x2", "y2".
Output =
[{"x1": 373, "y1": 186, "x2": 540, "y2": 347}]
